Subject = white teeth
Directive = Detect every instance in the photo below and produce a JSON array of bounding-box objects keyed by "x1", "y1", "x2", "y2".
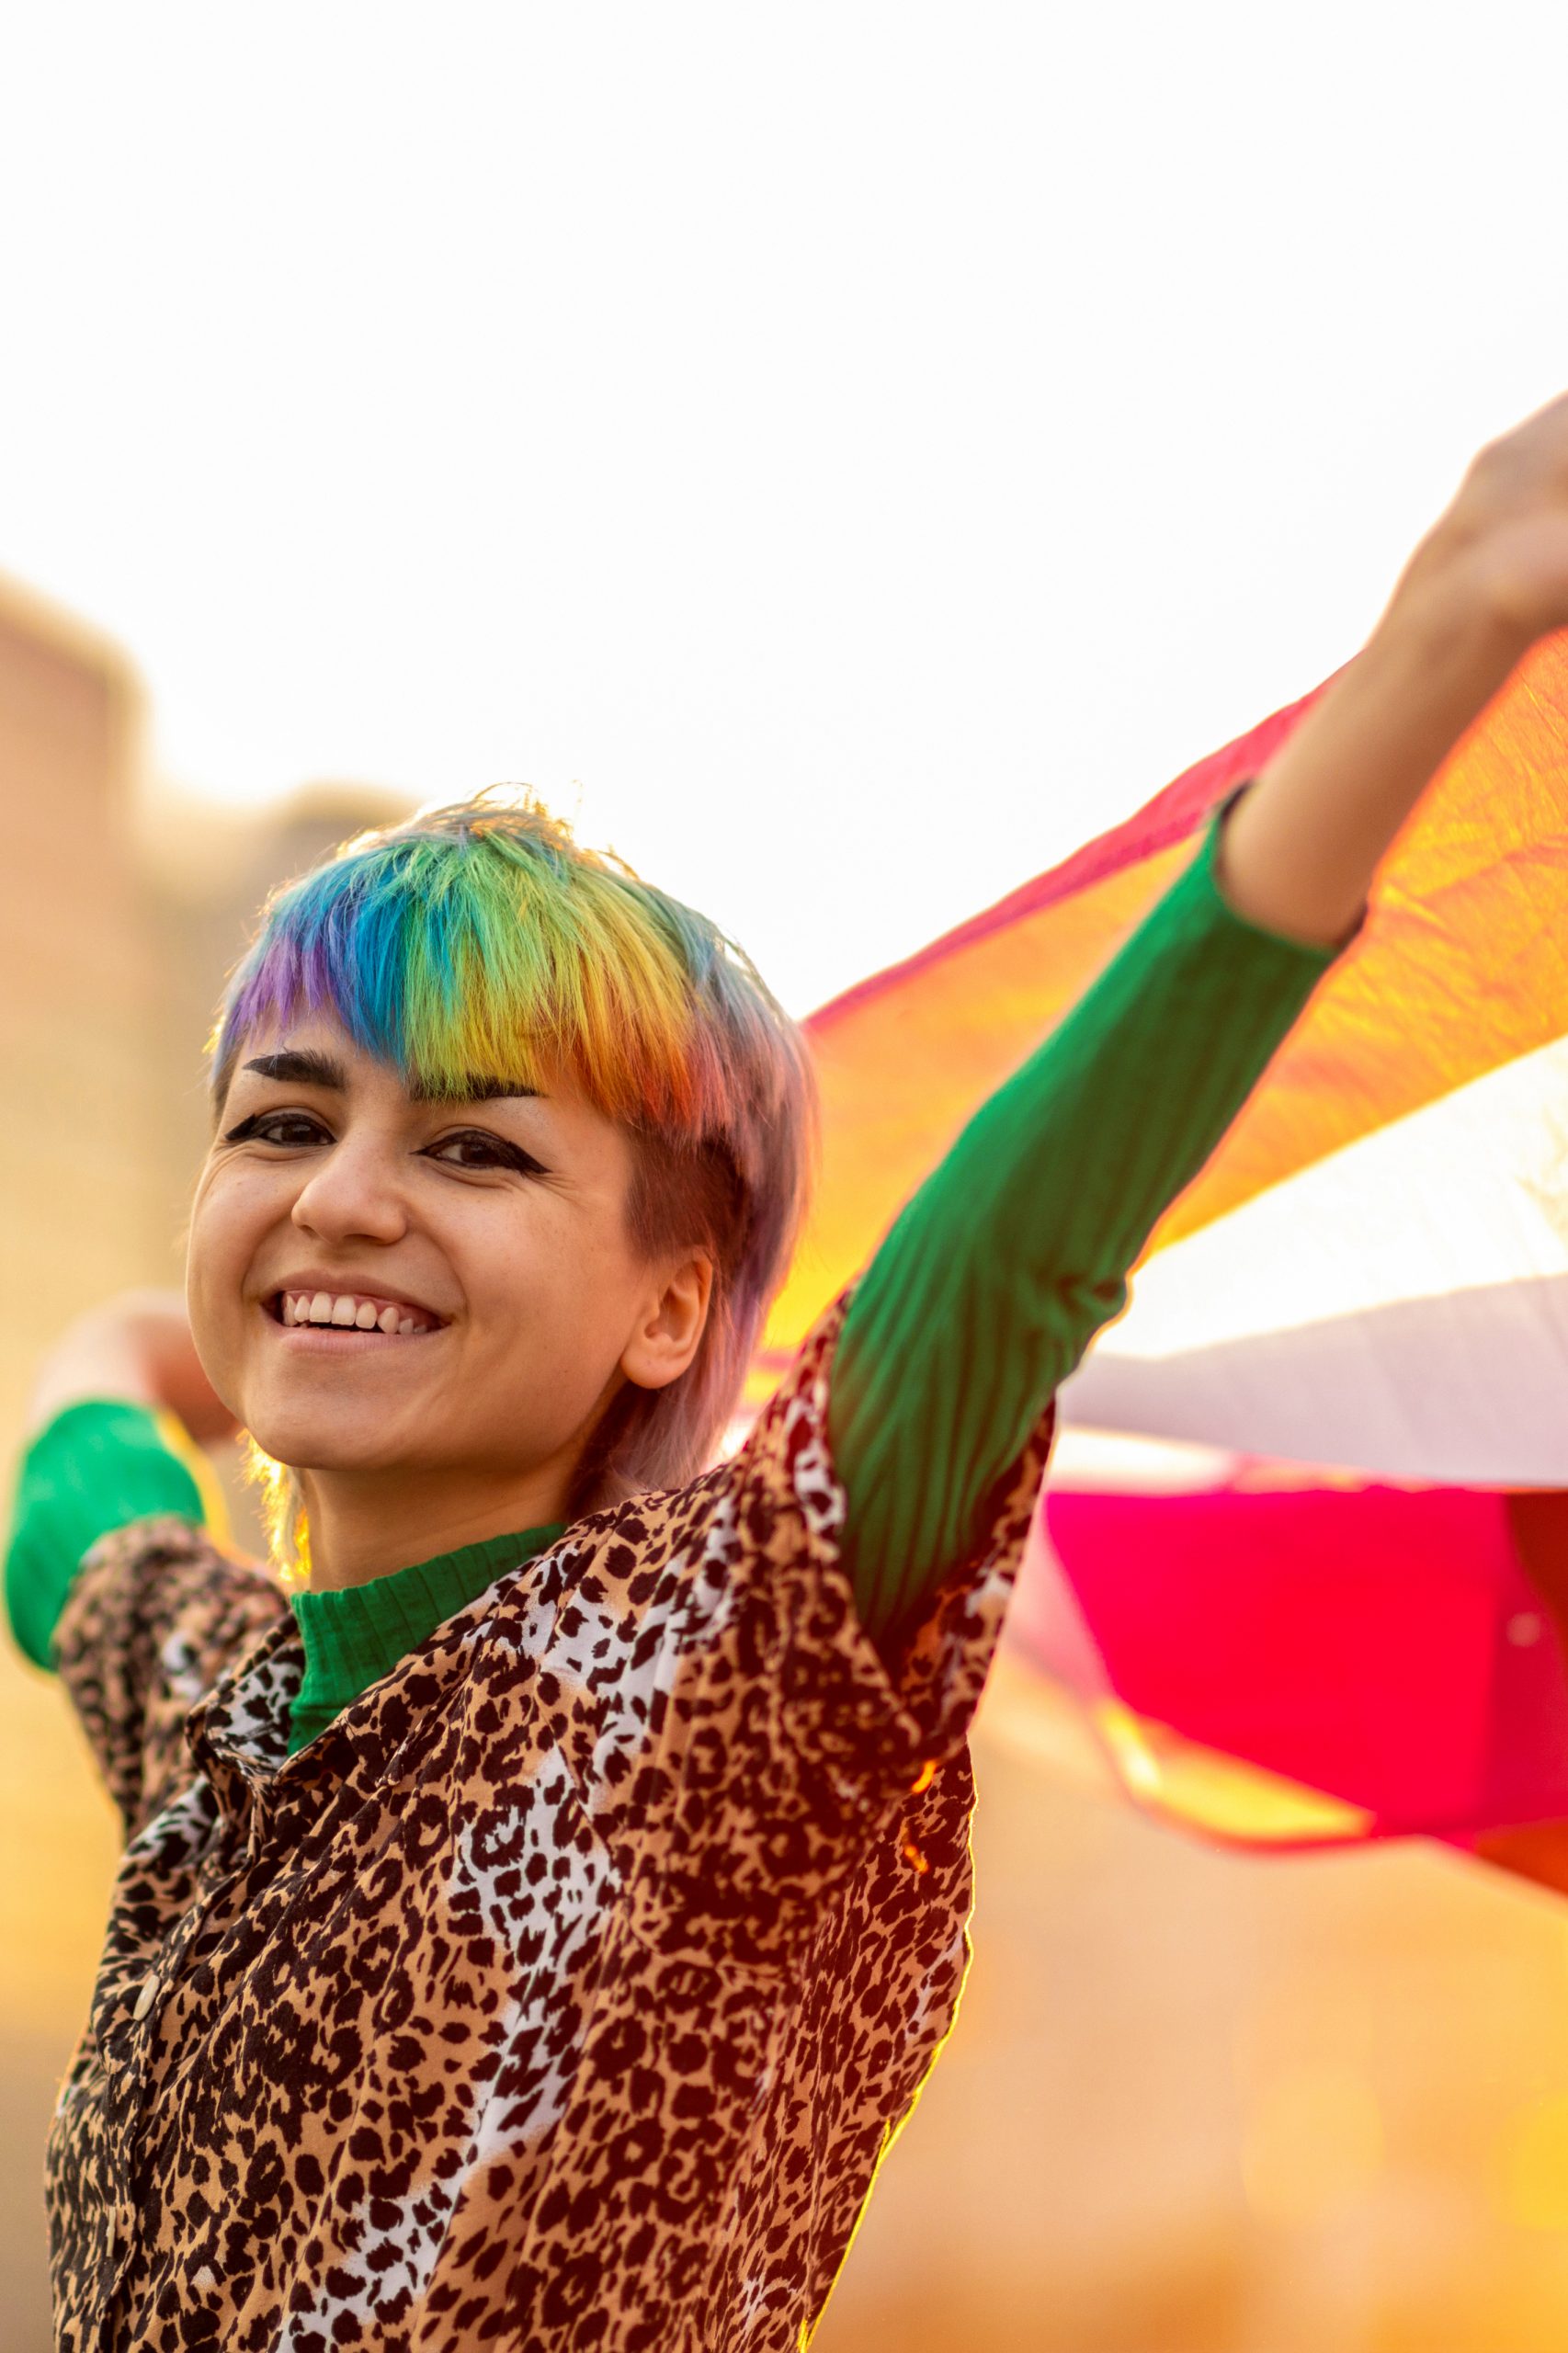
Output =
[{"x1": 278, "y1": 1289, "x2": 435, "y2": 1335}]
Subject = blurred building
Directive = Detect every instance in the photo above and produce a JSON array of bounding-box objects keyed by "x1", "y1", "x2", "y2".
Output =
[
  {"x1": 0, "y1": 571, "x2": 412, "y2": 1424},
  {"x1": 0, "y1": 582, "x2": 163, "y2": 1442}
]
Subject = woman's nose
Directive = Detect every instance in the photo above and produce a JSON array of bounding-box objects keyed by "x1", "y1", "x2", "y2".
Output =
[{"x1": 289, "y1": 1134, "x2": 410, "y2": 1245}]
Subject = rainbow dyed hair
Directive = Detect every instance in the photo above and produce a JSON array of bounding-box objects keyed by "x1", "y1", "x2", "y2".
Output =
[{"x1": 211, "y1": 793, "x2": 816, "y2": 1545}]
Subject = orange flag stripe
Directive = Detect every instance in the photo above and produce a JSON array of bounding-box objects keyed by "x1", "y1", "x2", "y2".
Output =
[{"x1": 759, "y1": 638, "x2": 1568, "y2": 1381}]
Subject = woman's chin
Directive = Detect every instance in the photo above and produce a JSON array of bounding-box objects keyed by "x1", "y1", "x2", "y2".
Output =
[{"x1": 242, "y1": 1404, "x2": 415, "y2": 1478}]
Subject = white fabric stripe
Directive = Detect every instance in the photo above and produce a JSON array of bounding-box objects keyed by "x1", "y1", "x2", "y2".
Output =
[
  {"x1": 1048, "y1": 1427, "x2": 1240, "y2": 1493},
  {"x1": 1059, "y1": 1032, "x2": 1568, "y2": 1483}
]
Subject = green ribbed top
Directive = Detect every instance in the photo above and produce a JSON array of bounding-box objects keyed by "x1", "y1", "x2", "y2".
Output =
[{"x1": 288, "y1": 1524, "x2": 562, "y2": 1752}]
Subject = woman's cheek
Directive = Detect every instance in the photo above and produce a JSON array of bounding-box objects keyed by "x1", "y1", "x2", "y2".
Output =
[
  {"x1": 184, "y1": 1267, "x2": 235, "y2": 1404},
  {"x1": 185, "y1": 1182, "x2": 253, "y2": 1392}
]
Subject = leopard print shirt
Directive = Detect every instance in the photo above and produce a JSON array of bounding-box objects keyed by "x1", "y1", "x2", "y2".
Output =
[{"x1": 46, "y1": 1299, "x2": 1053, "y2": 2351}]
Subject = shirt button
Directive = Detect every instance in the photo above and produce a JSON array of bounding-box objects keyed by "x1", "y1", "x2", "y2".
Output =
[{"x1": 131, "y1": 1976, "x2": 158, "y2": 2022}]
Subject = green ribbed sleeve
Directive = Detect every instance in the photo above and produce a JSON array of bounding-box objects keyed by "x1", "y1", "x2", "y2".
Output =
[
  {"x1": 831, "y1": 800, "x2": 1347, "y2": 1645},
  {"x1": 4, "y1": 1401, "x2": 207, "y2": 1668}
]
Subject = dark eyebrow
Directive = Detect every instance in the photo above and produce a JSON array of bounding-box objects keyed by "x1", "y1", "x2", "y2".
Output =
[
  {"x1": 240, "y1": 1051, "x2": 538, "y2": 1105},
  {"x1": 242, "y1": 1050, "x2": 347, "y2": 1090}
]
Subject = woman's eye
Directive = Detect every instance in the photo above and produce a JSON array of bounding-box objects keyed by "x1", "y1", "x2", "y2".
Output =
[
  {"x1": 217, "y1": 1112, "x2": 542, "y2": 1173},
  {"x1": 427, "y1": 1130, "x2": 543, "y2": 1175},
  {"x1": 222, "y1": 1110, "x2": 329, "y2": 1148}
]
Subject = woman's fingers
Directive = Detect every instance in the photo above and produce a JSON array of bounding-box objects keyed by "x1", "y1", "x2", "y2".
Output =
[{"x1": 1401, "y1": 393, "x2": 1568, "y2": 648}]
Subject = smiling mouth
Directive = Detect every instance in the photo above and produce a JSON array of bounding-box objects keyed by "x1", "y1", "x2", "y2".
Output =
[{"x1": 267, "y1": 1289, "x2": 446, "y2": 1337}]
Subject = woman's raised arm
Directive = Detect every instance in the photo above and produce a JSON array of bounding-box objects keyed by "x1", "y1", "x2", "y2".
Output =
[{"x1": 830, "y1": 392, "x2": 1568, "y2": 1653}]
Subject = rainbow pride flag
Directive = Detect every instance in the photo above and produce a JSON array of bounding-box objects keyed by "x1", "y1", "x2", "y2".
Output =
[{"x1": 767, "y1": 636, "x2": 1568, "y2": 1874}]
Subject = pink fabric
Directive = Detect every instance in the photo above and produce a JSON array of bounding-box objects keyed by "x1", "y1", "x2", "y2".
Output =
[{"x1": 1005, "y1": 1476, "x2": 1568, "y2": 1849}]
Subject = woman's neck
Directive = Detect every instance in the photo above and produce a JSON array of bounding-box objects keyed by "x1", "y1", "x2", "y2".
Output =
[{"x1": 297, "y1": 1461, "x2": 576, "y2": 1590}]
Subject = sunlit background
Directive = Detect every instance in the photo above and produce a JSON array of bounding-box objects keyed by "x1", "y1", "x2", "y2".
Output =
[{"x1": 6, "y1": 3, "x2": 1568, "y2": 2345}]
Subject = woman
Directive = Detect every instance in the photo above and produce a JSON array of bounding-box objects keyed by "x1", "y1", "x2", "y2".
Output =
[{"x1": 10, "y1": 398, "x2": 1568, "y2": 2351}]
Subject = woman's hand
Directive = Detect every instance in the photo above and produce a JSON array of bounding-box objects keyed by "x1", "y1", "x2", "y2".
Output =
[
  {"x1": 1216, "y1": 392, "x2": 1568, "y2": 948},
  {"x1": 26, "y1": 1290, "x2": 239, "y2": 1447},
  {"x1": 1392, "y1": 390, "x2": 1568, "y2": 649}
]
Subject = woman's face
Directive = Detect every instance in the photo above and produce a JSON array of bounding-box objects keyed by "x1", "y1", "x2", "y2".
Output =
[{"x1": 187, "y1": 1012, "x2": 705, "y2": 1513}]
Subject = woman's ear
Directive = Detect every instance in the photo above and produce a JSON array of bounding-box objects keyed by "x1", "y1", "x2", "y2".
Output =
[{"x1": 620, "y1": 1251, "x2": 715, "y2": 1392}]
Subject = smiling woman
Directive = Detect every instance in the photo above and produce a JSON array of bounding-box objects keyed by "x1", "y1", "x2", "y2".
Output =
[
  {"x1": 9, "y1": 393, "x2": 1568, "y2": 2353},
  {"x1": 205, "y1": 799, "x2": 814, "y2": 1543},
  {"x1": 193, "y1": 1012, "x2": 717, "y2": 1592},
  {"x1": 0, "y1": 804, "x2": 1342, "y2": 2353}
]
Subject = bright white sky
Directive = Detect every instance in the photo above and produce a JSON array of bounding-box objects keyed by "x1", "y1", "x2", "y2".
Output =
[{"x1": 3, "y1": 3, "x2": 1567, "y2": 1012}]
